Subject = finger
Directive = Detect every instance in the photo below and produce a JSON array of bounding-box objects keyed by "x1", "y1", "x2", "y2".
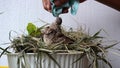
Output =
[
  {"x1": 42, "y1": 0, "x2": 51, "y2": 12},
  {"x1": 54, "y1": 0, "x2": 69, "y2": 7}
]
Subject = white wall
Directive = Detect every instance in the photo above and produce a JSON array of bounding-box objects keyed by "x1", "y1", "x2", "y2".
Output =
[{"x1": 0, "y1": 0, "x2": 120, "y2": 68}]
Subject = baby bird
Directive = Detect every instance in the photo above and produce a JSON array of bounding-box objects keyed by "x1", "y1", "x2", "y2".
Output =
[{"x1": 42, "y1": 17, "x2": 74, "y2": 46}]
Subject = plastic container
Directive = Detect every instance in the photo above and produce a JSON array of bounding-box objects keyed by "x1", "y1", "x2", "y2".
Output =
[{"x1": 7, "y1": 53, "x2": 88, "y2": 68}]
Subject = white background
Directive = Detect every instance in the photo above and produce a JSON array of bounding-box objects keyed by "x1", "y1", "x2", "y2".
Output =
[{"x1": 0, "y1": 0, "x2": 120, "y2": 68}]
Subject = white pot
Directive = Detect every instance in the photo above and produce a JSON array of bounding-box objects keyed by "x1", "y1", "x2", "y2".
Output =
[{"x1": 7, "y1": 53, "x2": 88, "y2": 68}]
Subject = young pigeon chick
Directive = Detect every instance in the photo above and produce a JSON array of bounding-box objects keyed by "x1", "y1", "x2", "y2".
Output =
[{"x1": 42, "y1": 17, "x2": 74, "y2": 46}]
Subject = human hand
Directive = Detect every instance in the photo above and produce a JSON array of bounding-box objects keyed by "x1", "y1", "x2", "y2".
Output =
[{"x1": 42, "y1": 0, "x2": 86, "y2": 13}]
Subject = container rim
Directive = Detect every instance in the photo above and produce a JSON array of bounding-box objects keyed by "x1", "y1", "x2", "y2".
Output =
[{"x1": 6, "y1": 50, "x2": 83, "y2": 56}]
